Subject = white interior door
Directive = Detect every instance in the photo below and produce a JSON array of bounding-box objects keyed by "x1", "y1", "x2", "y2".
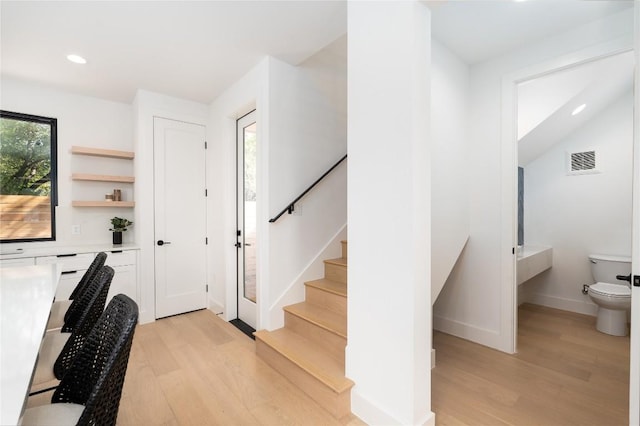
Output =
[
  {"x1": 154, "y1": 117, "x2": 207, "y2": 319},
  {"x1": 629, "y1": 7, "x2": 640, "y2": 423},
  {"x1": 236, "y1": 110, "x2": 257, "y2": 329}
]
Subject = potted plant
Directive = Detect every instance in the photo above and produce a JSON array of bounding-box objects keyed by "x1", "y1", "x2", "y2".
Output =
[{"x1": 110, "y1": 217, "x2": 133, "y2": 245}]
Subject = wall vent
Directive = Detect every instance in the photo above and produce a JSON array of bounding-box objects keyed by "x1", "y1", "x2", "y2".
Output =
[{"x1": 568, "y1": 150, "x2": 598, "y2": 175}]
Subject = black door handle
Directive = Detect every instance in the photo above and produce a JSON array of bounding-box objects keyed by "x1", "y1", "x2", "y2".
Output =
[
  {"x1": 616, "y1": 274, "x2": 631, "y2": 282},
  {"x1": 157, "y1": 240, "x2": 171, "y2": 246}
]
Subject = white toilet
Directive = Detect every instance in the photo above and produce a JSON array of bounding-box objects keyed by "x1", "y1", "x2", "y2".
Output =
[{"x1": 588, "y1": 254, "x2": 632, "y2": 336}]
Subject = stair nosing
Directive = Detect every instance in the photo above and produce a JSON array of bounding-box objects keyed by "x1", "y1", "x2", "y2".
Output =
[
  {"x1": 305, "y1": 278, "x2": 347, "y2": 297},
  {"x1": 255, "y1": 329, "x2": 354, "y2": 393},
  {"x1": 324, "y1": 258, "x2": 347, "y2": 267}
]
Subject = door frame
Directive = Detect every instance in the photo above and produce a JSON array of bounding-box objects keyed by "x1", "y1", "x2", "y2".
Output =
[
  {"x1": 630, "y1": 5, "x2": 640, "y2": 423},
  {"x1": 500, "y1": 36, "x2": 635, "y2": 354},
  {"x1": 235, "y1": 109, "x2": 258, "y2": 328}
]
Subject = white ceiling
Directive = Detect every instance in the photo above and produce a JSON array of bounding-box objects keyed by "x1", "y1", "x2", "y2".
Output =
[
  {"x1": 0, "y1": 1, "x2": 635, "y2": 105},
  {"x1": 0, "y1": 1, "x2": 347, "y2": 104},
  {"x1": 428, "y1": 0, "x2": 634, "y2": 65},
  {"x1": 518, "y1": 51, "x2": 635, "y2": 166}
]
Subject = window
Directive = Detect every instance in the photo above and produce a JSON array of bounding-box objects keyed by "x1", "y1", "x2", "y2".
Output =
[{"x1": 0, "y1": 110, "x2": 58, "y2": 242}]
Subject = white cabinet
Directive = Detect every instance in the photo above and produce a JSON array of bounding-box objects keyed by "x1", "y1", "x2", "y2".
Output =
[
  {"x1": 2, "y1": 248, "x2": 138, "y2": 304},
  {"x1": 104, "y1": 250, "x2": 137, "y2": 303},
  {"x1": 0, "y1": 257, "x2": 35, "y2": 267},
  {"x1": 36, "y1": 253, "x2": 94, "y2": 299}
]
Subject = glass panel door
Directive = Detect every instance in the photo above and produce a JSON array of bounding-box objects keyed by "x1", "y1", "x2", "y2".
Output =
[{"x1": 236, "y1": 110, "x2": 257, "y2": 329}]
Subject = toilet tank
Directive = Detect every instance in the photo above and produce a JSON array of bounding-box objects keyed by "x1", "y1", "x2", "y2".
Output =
[{"x1": 589, "y1": 254, "x2": 631, "y2": 284}]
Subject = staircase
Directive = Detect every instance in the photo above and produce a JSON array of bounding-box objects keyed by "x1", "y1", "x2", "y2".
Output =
[{"x1": 255, "y1": 240, "x2": 354, "y2": 418}]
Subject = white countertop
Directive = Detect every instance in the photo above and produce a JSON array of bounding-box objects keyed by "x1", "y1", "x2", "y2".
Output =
[
  {"x1": 0, "y1": 243, "x2": 140, "y2": 260},
  {"x1": 0, "y1": 263, "x2": 61, "y2": 425}
]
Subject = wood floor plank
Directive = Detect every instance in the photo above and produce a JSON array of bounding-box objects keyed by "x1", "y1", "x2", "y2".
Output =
[
  {"x1": 117, "y1": 310, "x2": 363, "y2": 426},
  {"x1": 135, "y1": 323, "x2": 180, "y2": 376},
  {"x1": 432, "y1": 303, "x2": 629, "y2": 426}
]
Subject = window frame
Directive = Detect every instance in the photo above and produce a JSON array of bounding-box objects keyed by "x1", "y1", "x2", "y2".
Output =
[{"x1": 0, "y1": 110, "x2": 58, "y2": 243}]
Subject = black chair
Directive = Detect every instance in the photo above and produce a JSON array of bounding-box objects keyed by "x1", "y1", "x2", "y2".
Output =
[
  {"x1": 31, "y1": 266, "x2": 114, "y2": 393},
  {"x1": 23, "y1": 294, "x2": 139, "y2": 426},
  {"x1": 47, "y1": 252, "x2": 107, "y2": 331}
]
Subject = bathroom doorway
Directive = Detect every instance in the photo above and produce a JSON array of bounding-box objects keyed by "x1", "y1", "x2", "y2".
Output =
[
  {"x1": 514, "y1": 51, "x2": 634, "y2": 317},
  {"x1": 499, "y1": 38, "x2": 636, "y2": 352},
  {"x1": 506, "y1": 48, "x2": 636, "y2": 420}
]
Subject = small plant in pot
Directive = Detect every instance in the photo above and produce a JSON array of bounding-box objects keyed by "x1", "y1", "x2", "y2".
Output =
[{"x1": 110, "y1": 217, "x2": 133, "y2": 245}]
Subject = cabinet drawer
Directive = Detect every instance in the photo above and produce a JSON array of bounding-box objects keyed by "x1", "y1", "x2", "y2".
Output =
[
  {"x1": 56, "y1": 270, "x2": 86, "y2": 300},
  {"x1": 105, "y1": 250, "x2": 136, "y2": 267},
  {"x1": 36, "y1": 253, "x2": 95, "y2": 272},
  {"x1": 0, "y1": 257, "x2": 35, "y2": 267}
]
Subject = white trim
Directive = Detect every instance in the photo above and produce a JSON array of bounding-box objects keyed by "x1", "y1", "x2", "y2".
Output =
[
  {"x1": 350, "y1": 388, "x2": 436, "y2": 426},
  {"x1": 266, "y1": 223, "x2": 346, "y2": 330},
  {"x1": 500, "y1": 37, "x2": 634, "y2": 354},
  {"x1": 629, "y1": 4, "x2": 640, "y2": 425},
  {"x1": 527, "y1": 293, "x2": 598, "y2": 317},
  {"x1": 433, "y1": 315, "x2": 505, "y2": 351}
]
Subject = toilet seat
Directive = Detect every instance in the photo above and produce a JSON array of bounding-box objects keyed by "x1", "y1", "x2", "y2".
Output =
[{"x1": 589, "y1": 282, "x2": 631, "y2": 298}]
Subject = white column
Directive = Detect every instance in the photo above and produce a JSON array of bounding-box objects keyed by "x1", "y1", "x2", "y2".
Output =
[{"x1": 347, "y1": 1, "x2": 433, "y2": 425}]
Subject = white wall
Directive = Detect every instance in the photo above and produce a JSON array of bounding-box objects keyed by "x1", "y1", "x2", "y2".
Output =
[
  {"x1": 0, "y1": 78, "x2": 133, "y2": 246},
  {"x1": 208, "y1": 59, "x2": 267, "y2": 319},
  {"x1": 430, "y1": 39, "x2": 470, "y2": 302},
  {"x1": 264, "y1": 37, "x2": 347, "y2": 329},
  {"x1": 347, "y1": 2, "x2": 433, "y2": 424},
  {"x1": 133, "y1": 90, "x2": 209, "y2": 323},
  {"x1": 208, "y1": 36, "x2": 347, "y2": 329},
  {"x1": 520, "y1": 92, "x2": 633, "y2": 315},
  {"x1": 433, "y1": 8, "x2": 634, "y2": 352}
]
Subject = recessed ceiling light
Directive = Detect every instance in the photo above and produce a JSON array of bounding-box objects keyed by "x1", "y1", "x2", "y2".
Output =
[
  {"x1": 572, "y1": 104, "x2": 587, "y2": 116},
  {"x1": 66, "y1": 54, "x2": 87, "y2": 64}
]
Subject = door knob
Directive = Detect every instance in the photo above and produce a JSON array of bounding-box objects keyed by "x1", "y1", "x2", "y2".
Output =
[{"x1": 157, "y1": 240, "x2": 171, "y2": 246}]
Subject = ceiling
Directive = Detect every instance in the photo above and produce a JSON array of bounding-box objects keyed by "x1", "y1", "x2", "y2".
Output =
[
  {"x1": 427, "y1": 0, "x2": 634, "y2": 65},
  {"x1": 0, "y1": 1, "x2": 347, "y2": 104},
  {"x1": 0, "y1": 1, "x2": 635, "y2": 105},
  {"x1": 518, "y1": 51, "x2": 635, "y2": 166}
]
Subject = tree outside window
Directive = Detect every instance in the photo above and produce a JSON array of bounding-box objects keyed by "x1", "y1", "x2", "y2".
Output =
[{"x1": 0, "y1": 110, "x2": 57, "y2": 242}]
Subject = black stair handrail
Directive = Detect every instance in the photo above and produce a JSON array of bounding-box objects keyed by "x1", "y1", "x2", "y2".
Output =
[{"x1": 269, "y1": 154, "x2": 347, "y2": 223}]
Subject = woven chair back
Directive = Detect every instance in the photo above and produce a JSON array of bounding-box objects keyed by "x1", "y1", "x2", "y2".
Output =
[
  {"x1": 52, "y1": 294, "x2": 138, "y2": 426},
  {"x1": 54, "y1": 265, "x2": 114, "y2": 379}
]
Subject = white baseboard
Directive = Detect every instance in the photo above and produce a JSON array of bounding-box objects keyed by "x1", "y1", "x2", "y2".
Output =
[
  {"x1": 433, "y1": 315, "x2": 507, "y2": 352},
  {"x1": 208, "y1": 299, "x2": 224, "y2": 316},
  {"x1": 351, "y1": 387, "x2": 435, "y2": 425},
  {"x1": 528, "y1": 293, "x2": 597, "y2": 317}
]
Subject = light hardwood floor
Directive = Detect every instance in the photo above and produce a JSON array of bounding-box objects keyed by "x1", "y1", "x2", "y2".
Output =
[
  {"x1": 28, "y1": 303, "x2": 629, "y2": 425},
  {"x1": 432, "y1": 303, "x2": 630, "y2": 426},
  {"x1": 117, "y1": 309, "x2": 363, "y2": 425}
]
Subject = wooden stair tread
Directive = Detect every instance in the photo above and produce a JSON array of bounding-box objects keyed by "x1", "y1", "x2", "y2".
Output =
[
  {"x1": 324, "y1": 257, "x2": 347, "y2": 267},
  {"x1": 284, "y1": 302, "x2": 347, "y2": 338},
  {"x1": 255, "y1": 329, "x2": 354, "y2": 393},
  {"x1": 305, "y1": 279, "x2": 347, "y2": 297}
]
